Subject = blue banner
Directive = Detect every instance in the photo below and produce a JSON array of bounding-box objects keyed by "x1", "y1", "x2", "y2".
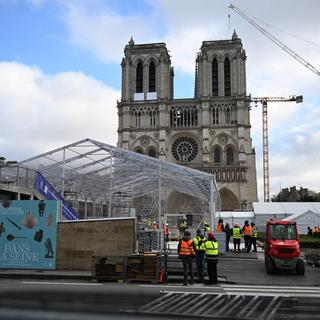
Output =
[
  {"x1": 0, "y1": 200, "x2": 59, "y2": 269},
  {"x1": 34, "y1": 172, "x2": 79, "y2": 220}
]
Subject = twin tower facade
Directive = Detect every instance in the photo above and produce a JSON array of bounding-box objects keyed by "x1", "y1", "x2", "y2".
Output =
[{"x1": 117, "y1": 32, "x2": 258, "y2": 211}]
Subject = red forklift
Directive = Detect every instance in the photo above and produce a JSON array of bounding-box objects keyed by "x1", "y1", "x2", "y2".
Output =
[{"x1": 265, "y1": 220, "x2": 305, "y2": 275}]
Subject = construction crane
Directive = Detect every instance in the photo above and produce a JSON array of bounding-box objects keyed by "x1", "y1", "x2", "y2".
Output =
[
  {"x1": 229, "y1": 3, "x2": 320, "y2": 78},
  {"x1": 249, "y1": 95, "x2": 303, "y2": 202}
]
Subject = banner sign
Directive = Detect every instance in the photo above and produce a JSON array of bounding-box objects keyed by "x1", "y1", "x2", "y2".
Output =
[
  {"x1": 0, "y1": 200, "x2": 59, "y2": 269},
  {"x1": 35, "y1": 172, "x2": 79, "y2": 220}
]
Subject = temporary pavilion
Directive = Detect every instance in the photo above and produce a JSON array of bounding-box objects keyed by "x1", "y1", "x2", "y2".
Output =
[
  {"x1": 253, "y1": 202, "x2": 320, "y2": 234},
  {"x1": 14, "y1": 138, "x2": 221, "y2": 230}
]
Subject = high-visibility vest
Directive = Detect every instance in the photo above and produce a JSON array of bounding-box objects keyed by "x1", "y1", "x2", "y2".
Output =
[
  {"x1": 204, "y1": 240, "x2": 218, "y2": 256},
  {"x1": 252, "y1": 226, "x2": 258, "y2": 238},
  {"x1": 233, "y1": 227, "x2": 241, "y2": 239},
  {"x1": 193, "y1": 236, "x2": 206, "y2": 251},
  {"x1": 179, "y1": 240, "x2": 195, "y2": 256},
  {"x1": 243, "y1": 225, "x2": 252, "y2": 236},
  {"x1": 216, "y1": 223, "x2": 223, "y2": 232},
  {"x1": 180, "y1": 221, "x2": 187, "y2": 229},
  {"x1": 204, "y1": 224, "x2": 210, "y2": 232}
]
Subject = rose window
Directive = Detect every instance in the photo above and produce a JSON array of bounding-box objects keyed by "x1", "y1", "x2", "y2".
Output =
[{"x1": 172, "y1": 137, "x2": 198, "y2": 162}]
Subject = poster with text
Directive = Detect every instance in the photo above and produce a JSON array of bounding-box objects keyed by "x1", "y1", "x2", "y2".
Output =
[{"x1": 0, "y1": 200, "x2": 59, "y2": 269}]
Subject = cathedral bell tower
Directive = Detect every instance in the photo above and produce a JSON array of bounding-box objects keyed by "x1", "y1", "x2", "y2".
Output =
[{"x1": 117, "y1": 34, "x2": 258, "y2": 211}]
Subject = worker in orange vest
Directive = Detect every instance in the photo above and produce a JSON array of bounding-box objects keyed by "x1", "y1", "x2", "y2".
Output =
[
  {"x1": 177, "y1": 230, "x2": 196, "y2": 286},
  {"x1": 242, "y1": 220, "x2": 252, "y2": 253},
  {"x1": 216, "y1": 218, "x2": 225, "y2": 232}
]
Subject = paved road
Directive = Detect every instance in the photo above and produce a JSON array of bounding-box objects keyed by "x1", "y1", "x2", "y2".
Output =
[
  {"x1": 0, "y1": 253, "x2": 319, "y2": 319},
  {"x1": 1, "y1": 278, "x2": 320, "y2": 319}
]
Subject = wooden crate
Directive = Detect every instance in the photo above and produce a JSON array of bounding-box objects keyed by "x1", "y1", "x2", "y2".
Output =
[
  {"x1": 125, "y1": 254, "x2": 162, "y2": 283},
  {"x1": 92, "y1": 256, "x2": 125, "y2": 282}
]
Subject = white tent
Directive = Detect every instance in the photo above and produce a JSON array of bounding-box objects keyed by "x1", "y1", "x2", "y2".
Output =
[
  {"x1": 282, "y1": 210, "x2": 320, "y2": 234},
  {"x1": 252, "y1": 202, "x2": 320, "y2": 232}
]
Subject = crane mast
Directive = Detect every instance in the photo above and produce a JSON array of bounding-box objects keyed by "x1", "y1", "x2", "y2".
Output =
[
  {"x1": 250, "y1": 96, "x2": 303, "y2": 202},
  {"x1": 229, "y1": 4, "x2": 320, "y2": 77}
]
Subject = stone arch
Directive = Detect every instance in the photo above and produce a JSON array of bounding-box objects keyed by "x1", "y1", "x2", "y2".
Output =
[
  {"x1": 145, "y1": 55, "x2": 159, "y2": 66},
  {"x1": 146, "y1": 146, "x2": 157, "y2": 158},
  {"x1": 166, "y1": 190, "x2": 203, "y2": 217},
  {"x1": 212, "y1": 144, "x2": 222, "y2": 164},
  {"x1": 225, "y1": 144, "x2": 236, "y2": 165},
  {"x1": 219, "y1": 188, "x2": 240, "y2": 211},
  {"x1": 134, "y1": 147, "x2": 143, "y2": 154}
]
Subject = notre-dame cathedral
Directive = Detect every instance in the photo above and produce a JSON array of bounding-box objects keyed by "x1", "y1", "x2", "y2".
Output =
[{"x1": 117, "y1": 31, "x2": 258, "y2": 211}]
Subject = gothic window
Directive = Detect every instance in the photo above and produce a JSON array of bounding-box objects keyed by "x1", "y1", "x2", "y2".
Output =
[
  {"x1": 224, "y1": 58, "x2": 231, "y2": 96},
  {"x1": 136, "y1": 62, "x2": 143, "y2": 93},
  {"x1": 170, "y1": 106, "x2": 198, "y2": 127},
  {"x1": 135, "y1": 111, "x2": 141, "y2": 127},
  {"x1": 226, "y1": 146, "x2": 234, "y2": 165},
  {"x1": 212, "y1": 58, "x2": 218, "y2": 96},
  {"x1": 225, "y1": 106, "x2": 231, "y2": 124},
  {"x1": 134, "y1": 147, "x2": 143, "y2": 154},
  {"x1": 172, "y1": 137, "x2": 198, "y2": 162},
  {"x1": 213, "y1": 147, "x2": 221, "y2": 164},
  {"x1": 148, "y1": 148, "x2": 156, "y2": 158},
  {"x1": 149, "y1": 110, "x2": 156, "y2": 126},
  {"x1": 149, "y1": 61, "x2": 156, "y2": 92},
  {"x1": 212, "y1": 107, "x2": 219, "y2": 125}
]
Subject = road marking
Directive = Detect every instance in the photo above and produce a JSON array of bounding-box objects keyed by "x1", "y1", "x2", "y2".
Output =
[{"x1": 21, "y1": 281, "x2": 102, "y2": 286}]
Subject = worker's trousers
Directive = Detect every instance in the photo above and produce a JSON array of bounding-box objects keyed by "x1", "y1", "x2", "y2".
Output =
[
  {"x1": 195, "y1": 251, "x2": 205, "y2": 279},
  {"x1": 180, "y1": 255, "x2": 194, "y2": 284},
  {"x1": 206, "y1": 256, "x2": 218, "y2": 284},
  {"x1": 244, "y1": 235, "x2": 251, "y2": 252}
]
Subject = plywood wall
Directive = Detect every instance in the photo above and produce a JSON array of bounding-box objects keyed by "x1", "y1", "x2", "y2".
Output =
[{"x1": 56, "y1": 218, "x2": 135, "y2": 270}]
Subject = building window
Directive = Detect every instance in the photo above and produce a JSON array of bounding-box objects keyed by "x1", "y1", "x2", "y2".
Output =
[
  {"x1": 136, "y1": 62, "x2": 143, "y2": 93},
  {"x1": 224, "y1": 58, "x2": 231, "y2": 96},
  {"x1": 149, "y1": 61, "x2": 156, "y2": 92},
  {"x1": 135, "y1": 111, "x2": 141, "y2": 127},
  {"x1": 149, "y1": 110, "x2": 156, "y2": 126},
  {"x1": 172, "y1": 137, "x2": 198, "y2": 162},
  {"x1": 170, "y1": 106, "x2": 198, "y2": 128},
  {"x1": 148, "y1": 149, "x2": 156, "y2": 158},
  {"x1": 212, "y1": 58, "x2": 218, "y2": 96},
  {"x1": 226, "y1": 147, "x2": 234, "y2": 165},
  {"x1": 212, "y1": 107, "x2": 219, "y2": 125},
  {"x1": 134, "y1": 148, "x2": 143, "y2": 154},
  {"x1": 225, "y1": 106, "x2": 231, "y2": 124},
  {"x1": 213, "y1": 147, "x2": 221, "y2": 164}
]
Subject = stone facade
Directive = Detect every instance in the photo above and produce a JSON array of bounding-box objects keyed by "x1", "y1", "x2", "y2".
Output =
[{"x1": 117, "y1": 33, "x2": 258, "y2": 211}]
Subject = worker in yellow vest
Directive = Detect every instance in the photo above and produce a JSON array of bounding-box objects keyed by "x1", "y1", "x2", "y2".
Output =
[
  {"x1": 251, "y1": 222, "x2": 258, "y2": 252},
  {"x1": 204, "y1": 222, "x2": 210, "y2": 237},
  {"x1": 193, "y1": 229, "x2": 206, "y2": 281},
  {"x1": 232, "y1": 223, "x2": 241, "y2": 252},
  {"x1": 201, "y1": 232, "x2": 219, "y2": 285}
]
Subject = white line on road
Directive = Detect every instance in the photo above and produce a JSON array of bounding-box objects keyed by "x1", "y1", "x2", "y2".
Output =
[{"x1": 21, "y1": 281, "x2": 102, "y2": 286}]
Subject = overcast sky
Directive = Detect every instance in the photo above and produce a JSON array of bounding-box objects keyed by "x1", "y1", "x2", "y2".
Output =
[{"x1": 0, "y1": 0, "x2": 319, "y2": 200}]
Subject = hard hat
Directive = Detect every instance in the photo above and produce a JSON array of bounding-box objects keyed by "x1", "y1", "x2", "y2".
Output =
[
  {"x1": 165, "y1": 223, "x2": 169, "y2": 226},
  {"x1": 208, "y1": 232, "x2": 215, "y2": 239}
]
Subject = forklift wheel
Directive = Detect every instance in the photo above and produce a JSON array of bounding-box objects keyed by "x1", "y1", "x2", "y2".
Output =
[
  {"x1": 265, "y1": 255, "x2": 275, "y2": 274},
  {"x1": 296, "y1": 259, "x2": 305, "y2": 276}
]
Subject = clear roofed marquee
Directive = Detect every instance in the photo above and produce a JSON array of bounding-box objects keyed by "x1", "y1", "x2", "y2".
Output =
[{"x1": 17, "y1": 138, "x2": 221, "y2": 226}]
